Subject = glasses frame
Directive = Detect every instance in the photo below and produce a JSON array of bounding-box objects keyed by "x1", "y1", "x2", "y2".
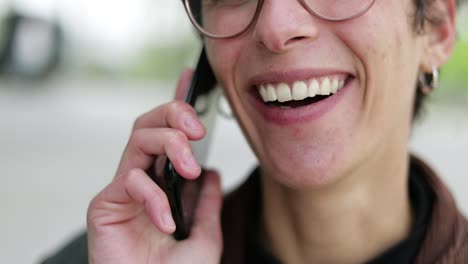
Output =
[{"x1": 182, "y1": 0, "x2": 377, "y2": 39}]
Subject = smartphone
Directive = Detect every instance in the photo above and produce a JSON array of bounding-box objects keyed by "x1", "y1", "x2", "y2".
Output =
[{"x1": 150, "y1": 48, "x2": 218, "y2": 240}]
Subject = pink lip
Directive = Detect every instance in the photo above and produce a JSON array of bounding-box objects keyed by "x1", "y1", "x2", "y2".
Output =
[
  {"x1": 249, "y1": 77, "x2": 354, "y2": 126},
  {"x1": 248, "y1": 69, "x2": 351, "y2": 87}
]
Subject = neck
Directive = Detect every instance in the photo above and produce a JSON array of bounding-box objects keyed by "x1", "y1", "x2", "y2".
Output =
[{"x1": 260, "y1": 151, "x2": 413, "y2": 264}]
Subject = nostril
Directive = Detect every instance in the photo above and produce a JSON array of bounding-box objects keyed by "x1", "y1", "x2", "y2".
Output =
[
  {"x1": 285, "y1": 36, "x2": 307, "y2": 46},
  {"x1": 293, "y1": 36, "x2": 306, "y2": 41}
]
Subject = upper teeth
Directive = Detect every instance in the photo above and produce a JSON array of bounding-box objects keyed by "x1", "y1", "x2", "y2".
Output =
[{"x1": 258, "y1": 76, "x2": 346, "y2": 103}]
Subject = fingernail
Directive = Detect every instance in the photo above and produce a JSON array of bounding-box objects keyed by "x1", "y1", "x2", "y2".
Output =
[
  {"x1": 184, "y1": 115, "x2": 202, "y2": 132},
  {"x1": 162, "y1": 212, "x2": 175, "y2": 231}
]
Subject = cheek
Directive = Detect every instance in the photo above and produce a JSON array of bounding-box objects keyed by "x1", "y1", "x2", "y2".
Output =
[
  {"x1": 326, "y1": 7, "x2": 422, "y2": 170},
  {"x1": 205, "y1": 38, "x2": 256, "y2": 124},
  {"x1": 341, "y1": 11, "x2": 418, "y2": 118},
  {"x1": 205, "y1": 40, "x2": 242, "y2": 87}
]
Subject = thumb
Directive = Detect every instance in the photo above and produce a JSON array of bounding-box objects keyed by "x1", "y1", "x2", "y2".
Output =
[{"x1": 190, "y1": 169, "x2": 223, "y2": 245}]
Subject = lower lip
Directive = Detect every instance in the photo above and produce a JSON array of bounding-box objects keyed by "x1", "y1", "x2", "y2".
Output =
[{"x1": 249, "y1": 79, "x2": 354, "y2": 126}]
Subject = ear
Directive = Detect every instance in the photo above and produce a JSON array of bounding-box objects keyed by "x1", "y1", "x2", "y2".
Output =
[{"x1": 420, "y1": 0, "x2": 457, "y2": 72}]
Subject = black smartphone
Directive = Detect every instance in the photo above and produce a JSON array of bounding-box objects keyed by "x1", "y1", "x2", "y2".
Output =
[{"x1": 150, "y1": 48, "x2": 218, "y2": 240}]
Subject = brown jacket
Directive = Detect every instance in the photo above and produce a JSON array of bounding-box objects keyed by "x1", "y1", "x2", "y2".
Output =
[{"x1": 221, "y1": 156, "x2": 468, "y2": 264}]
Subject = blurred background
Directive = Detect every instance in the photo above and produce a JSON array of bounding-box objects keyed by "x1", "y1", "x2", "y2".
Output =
[{"x1": 0, "y1": 0, "x2": 467, "y2": 263}]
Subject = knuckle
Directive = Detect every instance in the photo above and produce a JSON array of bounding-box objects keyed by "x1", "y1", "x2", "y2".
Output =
[
  {"x1": 128, "y1": 129, "x2": 144, "y2": 144},
  {"x1": 168, "y1": 100, "x2": 184, "y2": 109},
  {"x1": 133, "y1": 115, "x2": 147, "y2": 129},
  {"x1": 168, "y1": 129, "x2": 188, "y2": 145},
  {"x1": 124, "y1": 168, "x2": 142, "y2": 184},
  {"x1": 168, "y1": 100, "x2": 192, "y2": 115},
  {"x1": 118, "y1": 168, "x2": 142, "y2": 189}
]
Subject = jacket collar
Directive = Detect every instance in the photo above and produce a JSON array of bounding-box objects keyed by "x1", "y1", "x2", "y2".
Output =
[{"x1": 411, "y1": 155, "x2": 468, "y2": 264}]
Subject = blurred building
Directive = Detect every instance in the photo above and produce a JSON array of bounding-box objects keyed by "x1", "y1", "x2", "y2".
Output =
[{"x1": 0, "y1": 0, "x2": 198, "y2": 80}]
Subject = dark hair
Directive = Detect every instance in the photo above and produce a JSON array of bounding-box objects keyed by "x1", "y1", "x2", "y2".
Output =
[{"x1": 412, "y1": 0, "x2": 459, "y2": 120}]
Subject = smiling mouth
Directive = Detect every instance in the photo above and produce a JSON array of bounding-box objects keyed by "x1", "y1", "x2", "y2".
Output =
[{"x1": 256, "y1": 74, "x2": 352, "y2": 108}]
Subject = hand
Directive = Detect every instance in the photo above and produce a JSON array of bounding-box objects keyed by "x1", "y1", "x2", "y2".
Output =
[{"x1": 87, "y1": 70, "x2": 223, "y2": 264}]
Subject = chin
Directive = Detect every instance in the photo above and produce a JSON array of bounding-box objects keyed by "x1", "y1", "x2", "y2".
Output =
[{"x1": 260, "y1": 144, "x2": 348, "y2": 190}]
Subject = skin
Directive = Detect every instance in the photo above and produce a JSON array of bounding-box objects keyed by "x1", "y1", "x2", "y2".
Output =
[
  {"x1": 205, "y1": 0, "x2": 455, "y2": 262},
  {"x1": 87, "y1": 71, "x2": 223, "y2": 264},
  {"x1": 86, "y1": 0, "x2": 456, "y2": 263}
]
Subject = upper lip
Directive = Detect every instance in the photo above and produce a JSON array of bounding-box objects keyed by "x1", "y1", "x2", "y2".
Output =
[{"x1": 247, "y1": 69, "x2": 353, "y2": 88}]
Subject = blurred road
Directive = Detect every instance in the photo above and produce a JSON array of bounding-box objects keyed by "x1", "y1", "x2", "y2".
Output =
[{"x1": 0, "y1": 78, "x2": 467, "y2": 264}]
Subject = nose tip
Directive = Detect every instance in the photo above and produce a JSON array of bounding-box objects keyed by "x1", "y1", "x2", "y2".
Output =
[
  {"x1": 253, "y1": 2, "x2": 319, "y2": 53},
  {"x1": 256, "y1": 35, "x2": 313, "y2": 53}
]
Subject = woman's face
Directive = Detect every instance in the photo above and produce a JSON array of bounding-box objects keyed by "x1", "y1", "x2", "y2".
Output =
[{"x1": 205, "y1": 0, "x2": 427, "y2": 188}]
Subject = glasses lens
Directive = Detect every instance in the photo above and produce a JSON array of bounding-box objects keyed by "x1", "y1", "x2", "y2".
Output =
[
  {"x1": 305, "y1": 0, "x2": 374, "y2": 21},
  {"x1": 187, "y1": 0, "x2": 259, "y2": 37}
]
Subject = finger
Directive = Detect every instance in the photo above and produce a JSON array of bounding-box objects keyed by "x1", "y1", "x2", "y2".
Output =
[
  {"x1": 132, "y1": 69, "x2": 203, "y2": 140},
  {"x1": 88, "y1": 168, "x2": 176, "y2": 234},
  {"x1": 133, "y1": 101, "x2": 205, "y2": 141},
  {"x1": 190, "y1": 170, "x2": 223, "y2": 246},
  {"x1": 174, "y1": 69, "x2": 194, "y2": 100},
  {"x1": 117, "y1": 128, "x2": 201, "y2": 180}
]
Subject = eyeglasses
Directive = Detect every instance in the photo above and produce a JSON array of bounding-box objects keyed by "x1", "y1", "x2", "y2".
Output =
[{"x1": 183, "y1": 0, "x2": 376, "y2": 39}]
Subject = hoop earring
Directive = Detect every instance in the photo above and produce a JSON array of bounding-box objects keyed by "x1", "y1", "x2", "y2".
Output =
[
  {"x1": 216, "y1": 91, "x2": 233, "y2": 119},
  {"x1": 418, "y1": 66, "x2": 439, "y2": 95}
]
